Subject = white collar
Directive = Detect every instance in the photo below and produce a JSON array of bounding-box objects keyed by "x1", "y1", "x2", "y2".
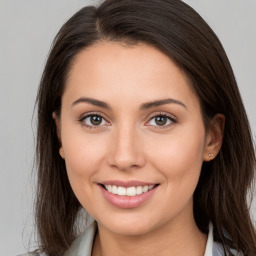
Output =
[{"x1": 204, "y1": 222, "x2": 214, "y2": 256}]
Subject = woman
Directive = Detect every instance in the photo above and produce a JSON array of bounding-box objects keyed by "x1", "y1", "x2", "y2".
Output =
[{"x1": 21, "y1": 0, "x2": 256, "y2": 255}]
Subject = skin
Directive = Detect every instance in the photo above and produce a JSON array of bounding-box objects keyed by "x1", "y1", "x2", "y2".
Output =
[{"x1": 54, "y1": 41, "x2": 224, "y2": 256}]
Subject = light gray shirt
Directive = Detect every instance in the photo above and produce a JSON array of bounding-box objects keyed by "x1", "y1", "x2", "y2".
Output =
[
  {"x1": 18, "y1": 222, "x2": 228, "y2": 256},
  {"x1": 64, "y1": 222, "x2": 225, "y2": 256}
]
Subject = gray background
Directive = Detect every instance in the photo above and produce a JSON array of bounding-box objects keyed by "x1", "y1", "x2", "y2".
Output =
[{"x1": 0, "y1": 1, "x2": 255, "y2": 255}]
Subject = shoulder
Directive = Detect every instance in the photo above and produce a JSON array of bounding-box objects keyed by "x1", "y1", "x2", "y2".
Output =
[
  {"x1": 17, "y1": 251, "x2": 48, "y2": 256},
  {"x1": 64, "y1": 221, "x2": 97, "y2": 256},
  {"x1": 16, "y1": 253, "x2": 47, "y2": 256},
  {"x1": 17, "y1": 223, "x2": 97, "y2": 256},
  {"x1": 16, "y1": 253, "x2": 44, "y2": 256},
  {"x1": 212, "y1": 241, "x2": 225, "y2": 256},
  {"x1": 212, "y1": 241, "x2": 244, "y2": 256},
  {"x1": 208, "y1": 223, "x2": 243, "y2": 256}
]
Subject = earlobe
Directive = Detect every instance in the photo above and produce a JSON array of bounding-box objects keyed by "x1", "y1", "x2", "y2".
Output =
[
  {"x1": 203, "y1": 114, "x2": 225, "y2": 162},
  {"x1": 59, "y1": 147, "x2": 65, "y2": 159},
  {"x1": 208, "y1": 153, "x2": 214, "y2": 158}
]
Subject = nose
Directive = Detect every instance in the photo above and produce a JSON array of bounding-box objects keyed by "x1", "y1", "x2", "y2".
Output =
[{"x1": 107, "y1": 125, "x2": 146, "y2": 171}]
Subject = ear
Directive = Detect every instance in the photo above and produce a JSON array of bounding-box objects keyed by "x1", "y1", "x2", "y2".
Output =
[
  {"x1": 203, "y1": 114, "x2": 225, "y2": 162},
  {"x1": 52, "y1": 112, "x2": 65, "y2": 159}
]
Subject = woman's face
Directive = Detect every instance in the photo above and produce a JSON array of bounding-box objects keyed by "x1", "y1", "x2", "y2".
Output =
[{"x1": 57, "y1": 41, "x2": 214, "y2": 236}]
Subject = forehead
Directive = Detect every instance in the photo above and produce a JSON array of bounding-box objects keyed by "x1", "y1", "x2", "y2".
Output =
[
  {"x1": 67, "y1": 41, "x2": 180, "y2": 82},
  {"x1": 63, "y1": 41, "x2": 199, "y2": 110}
]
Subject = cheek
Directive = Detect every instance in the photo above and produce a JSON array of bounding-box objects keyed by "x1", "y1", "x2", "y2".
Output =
[
  {"x1": 147, "y1": 124, "x2": 206, "y2": 186},
  {"x1": 61, "y1": 134, "x2": 110, "y2": 216},
  {"x1": 64, "y1": 139, "x2": 103, "y2": 174},
  {"x1": 61, "y1": 126, "x2": 108, "y2": 195}
]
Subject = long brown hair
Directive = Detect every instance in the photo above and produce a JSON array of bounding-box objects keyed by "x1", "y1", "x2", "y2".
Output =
[{"x1": 34, "y1": 0, "x2": 256, "y2": 255}]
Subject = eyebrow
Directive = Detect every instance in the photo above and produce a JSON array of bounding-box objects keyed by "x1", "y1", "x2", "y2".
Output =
[
  {"x1": 140, "y1": 98, "x2": 187, "y2": 110},
  {"x1": 72, "y1": 97, "x2": 111, "y2": 109},
  {"x1": 71, "y1": 97, "x2": 187, "y2": 110}
]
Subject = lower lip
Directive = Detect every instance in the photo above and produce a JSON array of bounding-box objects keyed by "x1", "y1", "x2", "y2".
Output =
[{"x1": 99, "y1": 185, "x2": 158, "y2": 209}]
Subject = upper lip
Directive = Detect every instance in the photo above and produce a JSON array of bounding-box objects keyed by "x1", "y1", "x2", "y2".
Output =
[{"x1": 99, "y1": 180, "x2": 159, "y2": 188}]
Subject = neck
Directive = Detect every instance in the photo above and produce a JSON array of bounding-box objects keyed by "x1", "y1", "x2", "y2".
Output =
[{"x1": 92, "y1": 212, "x2": 207, "y2": 256}]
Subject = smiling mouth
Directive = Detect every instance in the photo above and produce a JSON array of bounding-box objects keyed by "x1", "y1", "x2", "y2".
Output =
[{"x1": 100, "y1": 184, "x2": 159, "y2": 197}]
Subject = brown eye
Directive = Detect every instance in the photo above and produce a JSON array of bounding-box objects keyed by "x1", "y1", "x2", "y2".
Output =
[
  {"x1": 147, "y1": 114, "x2": 176, "y2": 127},
  {"x1": 81, "y1": 114, "x2": 108, "y2": 127},
  {"x1": 90, "y1": 115, "x2": 103, "y2": 125},
  {"x1": 155, "y1": 116, "x2": 168, "y2": 126}
]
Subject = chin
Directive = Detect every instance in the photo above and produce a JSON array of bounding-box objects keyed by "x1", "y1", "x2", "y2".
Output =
[
  {"x1": 96, "y1": 213, "x2": 165, "y2": 236},
  {"x1": 106, "y1": 223, "x2": 153, "y2": 236}
]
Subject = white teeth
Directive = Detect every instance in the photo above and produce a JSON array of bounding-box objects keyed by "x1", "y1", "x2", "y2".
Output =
[
  {"x1": 117, "y1": 186, "x2": 126, "y2": 196},
  {"x1": 136, "y1": 186, "x2": 143, "y2": 195},
  {"x1": 143, "y1": 185, "x2": 149, "y2": 192},
  {"x1": 106, "y1": 185, "x2": 112, "y2": 192},
  {"x1": 112, "y1": 185, "x2": 118, "y2": 194},
  {"x1": 104, "y1": 184, "x2": 155, "y2": 196},
  {"x1": 127, "y1": 187, "x2": 136, "y2": 196}
]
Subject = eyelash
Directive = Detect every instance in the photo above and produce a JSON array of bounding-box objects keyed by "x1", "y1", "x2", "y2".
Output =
[
  {"x1": 146, "y1": 112, "x2": 177, "y2": 129},
  {"x1": 78, "y1": 112, "x2": 177, "y2": 129},
  {"x1": 78, "y1": 112, "x2": 110, "y2": 129}
]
